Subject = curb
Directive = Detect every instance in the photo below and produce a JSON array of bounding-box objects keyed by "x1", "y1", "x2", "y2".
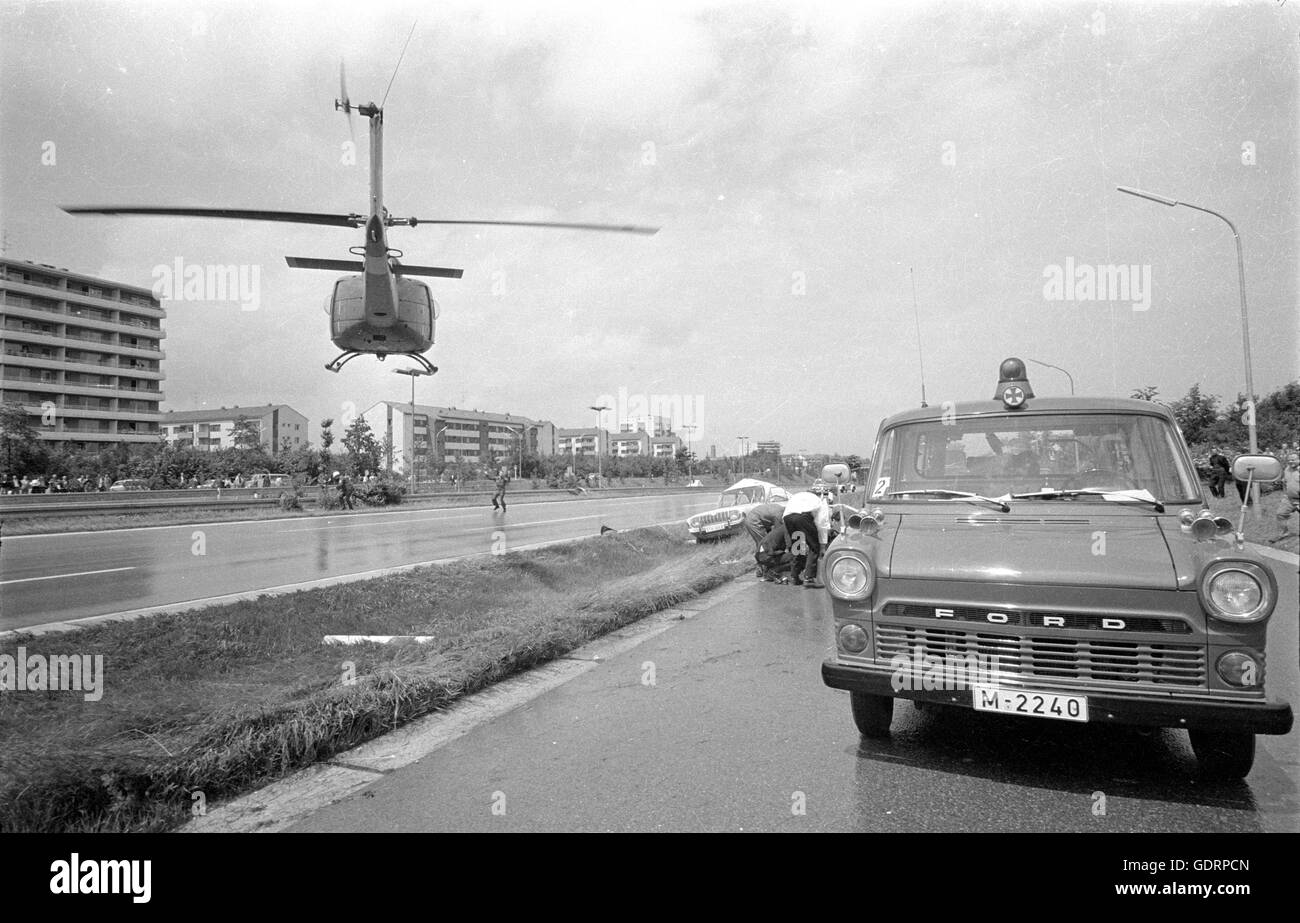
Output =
[{"x1": 181, "y1": 577, "x2": 753, "y2": 833}]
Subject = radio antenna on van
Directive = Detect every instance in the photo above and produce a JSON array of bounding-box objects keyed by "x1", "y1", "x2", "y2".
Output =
[{"x1": 910, "y1": 266, "x2": 928, "y2": 407}]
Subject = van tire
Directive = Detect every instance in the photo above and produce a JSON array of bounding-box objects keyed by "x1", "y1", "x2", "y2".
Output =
[
  {"x1": 1188, "y1": 729, "x2": 1255, "y2": 780},
  {"x1": 850, "y1": 692, "x2": 893, "y2": 738}
]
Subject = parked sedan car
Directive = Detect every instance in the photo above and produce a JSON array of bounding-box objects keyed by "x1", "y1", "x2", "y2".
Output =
[
  {"x1": 687, "y1": 478, "x2": 790, "y2": 542},
  {"x1": 108, "y1": 479, "x2": 150, "y2": 491}
]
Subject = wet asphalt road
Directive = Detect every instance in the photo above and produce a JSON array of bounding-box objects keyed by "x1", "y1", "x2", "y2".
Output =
[
  {"x1": 0, "y1": 493, "x2": 717, "y2": 632},
  {"x1": 290, "y1": 558, "x2": 1299, "y2": 833}
]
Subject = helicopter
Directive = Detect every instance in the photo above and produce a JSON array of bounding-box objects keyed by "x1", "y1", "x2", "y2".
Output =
[{"x1": 62, "y1": 57, "x2": 657, "y2": 373}]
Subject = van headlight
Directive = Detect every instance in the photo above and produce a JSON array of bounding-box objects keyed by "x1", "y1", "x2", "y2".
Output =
[
  {"x1": 1198, "y1": 561, "x2": 1274, "y2": 623},
  {"x1": 825, "y1": 551, "x2": 874, "y2": 600}
]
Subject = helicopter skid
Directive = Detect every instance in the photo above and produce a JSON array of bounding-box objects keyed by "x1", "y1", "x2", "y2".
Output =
[
  {"x1": 325, "y1": 349, "x2": 436, "y2": 374},
  {"x1": 325, "y1": 350, "x2": 366, "y2": 373}
]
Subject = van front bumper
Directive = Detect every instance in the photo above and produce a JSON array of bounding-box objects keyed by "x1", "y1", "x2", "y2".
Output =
[{"x1": 822, "y1": 660, "x2": 1294, "y2": 734}]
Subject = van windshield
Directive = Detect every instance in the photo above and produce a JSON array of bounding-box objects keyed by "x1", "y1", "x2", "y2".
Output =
[{"x1": 868, "y1": 412, "x2": 1200, "y2": 505}]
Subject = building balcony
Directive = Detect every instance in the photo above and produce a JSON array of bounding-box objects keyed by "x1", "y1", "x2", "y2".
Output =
[
  {"x1": 1, "y1": 350, "x2": 164, "y2": 380},
  {"x1": 37, "y1": 429, "x2": 160, "y2": 444},
  {"x1": 4, "y1": 276, "x2": 164, "y2": 317},
  {"x1": 1, "y1": 376, "x2": 164, "y2": 403},
  {"x1": 1, "y1": 300, "x2": 164, "y2": 339}
]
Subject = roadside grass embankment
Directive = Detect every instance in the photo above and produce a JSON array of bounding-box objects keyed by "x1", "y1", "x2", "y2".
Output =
[{"x1": 0, "y1": 526, "x2": 752, "y2": 832}]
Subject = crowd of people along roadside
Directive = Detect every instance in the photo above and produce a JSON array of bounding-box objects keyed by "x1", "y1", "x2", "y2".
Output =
[{"x1": 0, "y1": 470, "x2": 389, "y2": 494}]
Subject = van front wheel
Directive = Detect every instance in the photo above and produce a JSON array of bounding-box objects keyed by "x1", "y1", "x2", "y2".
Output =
[
  {"x1": 1188, "y1": 730, "x2": 1255, "y2": 780},
  {"x1": 850, "y1": 692, "x2": 893, "y2": 738}
]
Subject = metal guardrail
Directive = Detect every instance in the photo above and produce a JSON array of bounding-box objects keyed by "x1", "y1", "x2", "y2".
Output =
[{"x1": 0, "y1": 484, "x2": 711, "y2": 517}]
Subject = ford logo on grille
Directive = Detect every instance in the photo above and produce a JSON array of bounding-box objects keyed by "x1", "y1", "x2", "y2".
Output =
[{"x1": 934, "y1": 607, "x2": 1128, "y2": 631}]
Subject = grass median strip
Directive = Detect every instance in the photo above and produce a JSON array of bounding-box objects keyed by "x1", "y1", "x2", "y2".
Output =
[{"x1": 0, "y1": 525, "x2": 751, "y2": 832}]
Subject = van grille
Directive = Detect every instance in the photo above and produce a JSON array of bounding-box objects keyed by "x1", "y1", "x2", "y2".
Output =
[{"x1": 874, "y1": 624, "x2": 1206, "y2": 687}]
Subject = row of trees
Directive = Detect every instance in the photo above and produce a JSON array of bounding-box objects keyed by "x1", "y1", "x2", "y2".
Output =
[
  {"x1": 2, "y1": 402, "x2": 863, "y2": 490},
  {"x1": 1129, "y1": 381, "x2": 1300, "y2": 453},
  {"x1": 0, "y1": 406, "x2": 394, "y2": 488}
]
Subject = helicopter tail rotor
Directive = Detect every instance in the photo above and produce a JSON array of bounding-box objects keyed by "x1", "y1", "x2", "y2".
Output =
[{"x1": 336, "y1": 60, "x2": 355, "y2": 142}]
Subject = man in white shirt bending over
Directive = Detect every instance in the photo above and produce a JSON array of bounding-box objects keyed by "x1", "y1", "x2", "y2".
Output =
[{"x1": 782, "y1": 490, "x2": 830, "y2": 588}]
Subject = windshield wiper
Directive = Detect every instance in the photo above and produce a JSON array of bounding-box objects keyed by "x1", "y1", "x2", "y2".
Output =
[
  {"x1": 1009, "y1": 488, "x2": 1165, "y2": 513},
  {"x1": 886, "y1": 489, "x2": 1010, "y2": 512}
]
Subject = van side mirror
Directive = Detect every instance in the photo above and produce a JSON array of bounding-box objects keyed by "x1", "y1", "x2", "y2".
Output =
[
  {"x1": 821, "y1": 463, "x2": 850, "y2": 484},
  {"x1": 1231, "y1": 454, "x2": 1282, "y2": 482}
]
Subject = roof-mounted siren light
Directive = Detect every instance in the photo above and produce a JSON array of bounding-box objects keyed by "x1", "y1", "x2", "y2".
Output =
[{"x1": 995, "y1": 357, "x2": 1035, "y2": 409}]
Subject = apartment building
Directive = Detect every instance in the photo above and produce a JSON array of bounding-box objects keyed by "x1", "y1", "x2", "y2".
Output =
[
  {"x1": 0, "y1": 258, "x2": 165, "y2": 449},
  {"x1": 556, "y1": 427, "x2": 608, "y2": 458},
  {"x1": 161, "y1": 404, "x2": 309, "y2": 454},
  {"x1": 363, "y1": 402, "x2": 556, "y2": 474}
]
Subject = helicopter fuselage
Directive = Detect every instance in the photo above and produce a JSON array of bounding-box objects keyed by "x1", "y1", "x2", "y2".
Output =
[{"x1": 61, "y1": 52, "x2": 653, "y2": 377}]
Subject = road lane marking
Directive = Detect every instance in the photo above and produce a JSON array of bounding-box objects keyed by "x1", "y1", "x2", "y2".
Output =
[
  {"x1": 0, "y1": 566, "x2": 136, "y2": 586},
  {"x1": 0, "y1": 515, "x2": 717, "y2": 639},
  {"x1": 2, "y1": 493, "x2": 717, "y2": 540},
  {"x1": 269, "y1": 500, "x2": 718, "y2": 533}
]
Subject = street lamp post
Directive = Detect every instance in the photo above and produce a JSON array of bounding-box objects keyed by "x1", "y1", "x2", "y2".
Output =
[
  {"x1": 513, "y1": 426, "x2": 525, "y2": 480},
  {"x1": 1025, "y1": 357, "x2": 1075, "y2": 395},
  {"x1": 393, "y1": 366, "x2": 436, "y2": 496},
  {"x1": 1117, "y1": 185, "x2": 1259, "y2": 510},
  {"x1": 589, "y1": 404, "x2": 609, "y2": 487},
  {"x1": 736, "y1": 435, "x2": 748, "y2": 476},
  {"x1": 432, "y1": 423, "x2": 448, "y2": 487},
  {"x1": 682, "y1": 424, "x2": 696, "y2": 479}
]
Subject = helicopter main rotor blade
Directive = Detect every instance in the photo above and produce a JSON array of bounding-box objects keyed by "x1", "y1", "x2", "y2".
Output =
[
  {"x1": 63, "y1": 206, "x2": 363, "y2": 227},
  {"x1": 401, "y1": 218, "x2": 658, "y2": 235}
]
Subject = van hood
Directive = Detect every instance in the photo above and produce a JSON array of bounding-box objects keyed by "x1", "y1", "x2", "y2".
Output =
[{"x1": 886, "y1": 511, "x2": 1178, "y2": 590}]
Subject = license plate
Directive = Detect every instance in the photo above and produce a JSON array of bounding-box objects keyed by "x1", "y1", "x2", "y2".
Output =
[
  {"x1": 702, "y1": 522, "x2": 727, "y2": 533},
  {"x1": 971, "y1": 685, "x2": 1088, "y2": 722}
]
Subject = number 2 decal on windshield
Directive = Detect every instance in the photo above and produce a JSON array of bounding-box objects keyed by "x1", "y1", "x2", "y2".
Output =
[{"x1": 872, "y1": 476, "x2": 890, "y2": 498}]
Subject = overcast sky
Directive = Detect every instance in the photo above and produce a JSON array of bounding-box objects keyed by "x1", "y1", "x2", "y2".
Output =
[{"x1": 2, "y1": 0, "x2": 1296, "y2": 455}]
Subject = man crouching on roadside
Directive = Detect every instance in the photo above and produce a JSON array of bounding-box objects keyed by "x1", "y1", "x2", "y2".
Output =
[
  {"x1": 755, "y1": 520, "x2": 795, "y2": 582},
  {"x1": 743, "y1": 502, "x2": 787, "y2": 566},
  {"x1": 782, "y1": 490, "x2": 830, "y2": 588}
]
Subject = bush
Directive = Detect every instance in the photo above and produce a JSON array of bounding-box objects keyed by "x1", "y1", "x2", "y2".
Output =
[{"x1": 358, "y1": 475, "x2": 406, "y2": 506}]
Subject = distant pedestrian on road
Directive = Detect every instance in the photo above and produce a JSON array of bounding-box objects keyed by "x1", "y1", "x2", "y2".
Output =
[
  {"x1": 339, "y1": 473, "x2": 356, "y2": 510},
  {"x1": 491, "y1": 468, "x2": 510, "y2": 511},
  {"x1": 1233, "y1": 448, "x2": 1255, "y2": 506},
  {"x1": 1269, "y1": 453, "x2": 1300, "y2": 544},
  {"x1": 1208, "y1": 448, "x2": 1231, "y2": 498}
]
